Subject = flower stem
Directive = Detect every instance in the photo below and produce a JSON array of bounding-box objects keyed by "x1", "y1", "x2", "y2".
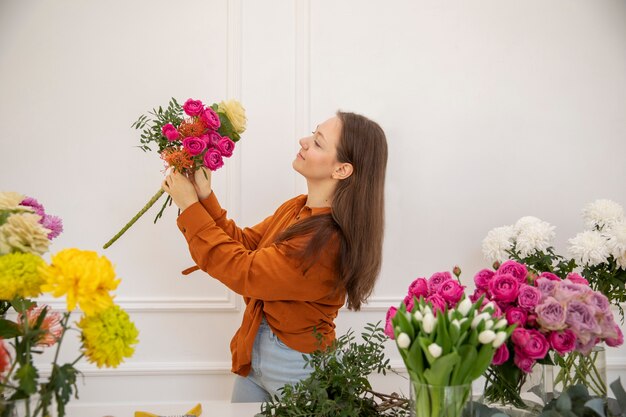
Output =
[{"x1": 102, "y1": 188, "x2": 165, "y2": 249}]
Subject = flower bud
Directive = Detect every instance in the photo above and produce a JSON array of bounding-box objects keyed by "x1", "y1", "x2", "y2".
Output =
[
  {"x1": 493, "y1": 318, "x2": 508, "y2": 330},
  {"x1": 471, "y1": 313, "x2": 490, "y2": 329},
  {"x1": 492, "y1": 331, "x2": 508, "y2": 348},
  {"x1": 414, "y1": 311, "x2": 423, "y2": 321},
  {"x1": 453, "y1": 265, "x2": 462, "y2": 278},
  {"x1": 422, "y1": 313, "x2": 436, "y2": 334},
  {"x1": 485, "y1": 319, "x2": 494, "y2": 330},
  {"x1": 478, "y1": 330, "x2": 497, "y2": 344},
  {"x1": 428, "y1": 343, "x2": 443, "y2": 358},
  {"x1": 457, "y1": 298, "x2": 472, "y2": 317},
  {"x1": 397, "y1": 333, "x2": 411, "y2": 349}
]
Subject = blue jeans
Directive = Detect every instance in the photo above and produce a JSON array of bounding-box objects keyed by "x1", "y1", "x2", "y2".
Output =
[{"x1": 230, "y1": 318, "x2": 313, "y2": 402}]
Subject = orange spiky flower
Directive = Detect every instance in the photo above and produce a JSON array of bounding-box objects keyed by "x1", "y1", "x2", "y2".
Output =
[
  {"x1": 178, "y1": 117, "x2": 207, "y2": 138},
  {"x1": 160, "y1": 147, "x2": 194, "y2": 172}
]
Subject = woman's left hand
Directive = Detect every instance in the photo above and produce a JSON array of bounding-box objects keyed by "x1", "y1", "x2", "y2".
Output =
[{"x1": 162, "y1": 170, "x2": 199, "y2": 212}]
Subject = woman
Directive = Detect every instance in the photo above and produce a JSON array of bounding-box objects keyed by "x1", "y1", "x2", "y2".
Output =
[{"x1": 162, "y1": 111, "x2": 388, "y2": 402}]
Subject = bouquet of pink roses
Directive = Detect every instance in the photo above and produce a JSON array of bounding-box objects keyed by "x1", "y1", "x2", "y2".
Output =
[
  {"x1": 103, "y1": 97, "x2": 247, "y2": 249},
  {"x1": 475, "y1": 260, "x2": 623, "y2": 408}
]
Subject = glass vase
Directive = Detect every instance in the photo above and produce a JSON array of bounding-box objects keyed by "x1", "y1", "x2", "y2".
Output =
[
  {"x1": 545, "y1": 346, "x2": 607, "y2": 399},
  {"x1": 0, "y1": 396, "x2": 56, "y2": 417},
  {"x1": 480, "y1": 362, "x2": 545, "y2": 417},
  {"x1": 410, "y1": 381, "x2": 472, "y2": 417}
]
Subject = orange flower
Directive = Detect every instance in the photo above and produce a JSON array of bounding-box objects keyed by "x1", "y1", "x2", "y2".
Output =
[
  {"x1": 178, "y1": 117, "x2": 207, "y2": 138},
  {"x1": 19, "y1": 305, "x2": 64, "y2": 347},
  {"x1": 160, "y1": 147, "x2": 194, "y2": 172}
]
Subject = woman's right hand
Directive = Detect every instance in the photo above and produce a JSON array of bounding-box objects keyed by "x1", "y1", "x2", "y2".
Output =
[{"x1": 190, "y1": 167, "x2": 212, "y2": 200}]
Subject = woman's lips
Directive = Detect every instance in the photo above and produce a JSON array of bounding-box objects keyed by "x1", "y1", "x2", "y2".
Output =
[{"x1": 297, "y1": 152, "x2": 305, "y2": 160}]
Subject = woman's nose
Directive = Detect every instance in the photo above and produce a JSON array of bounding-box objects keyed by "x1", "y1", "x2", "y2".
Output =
[{"x1": 299, "y1": 137, "x2": 308, "y2": 148}]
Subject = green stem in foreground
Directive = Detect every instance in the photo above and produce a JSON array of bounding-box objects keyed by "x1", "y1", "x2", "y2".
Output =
[{"x1": 102, "y1": 188, "x2": 165, "y2": 249}]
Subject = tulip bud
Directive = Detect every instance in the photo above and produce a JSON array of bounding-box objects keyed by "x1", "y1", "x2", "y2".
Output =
[
  {"x1": 478, "y1": 330, "x2": 496, "y2": 344},
  {"x1": 397, "y1": 333, "x2": 411, "y2": 349},
  {"x1": 422, "y1": 313, "x2": 436, "y2": 334},
  {"x1": 457, "y1": 298, "x2": 472, "y2": 316},
  {"x1": 414, "y1": 311, "x2": 423, "y2": 321},
  {"x1": 428, "y1": 343, "x2": 443, "y2": 358},
  {"x1": 492, "y1": 331, "x2": 508, "y2": 348}
]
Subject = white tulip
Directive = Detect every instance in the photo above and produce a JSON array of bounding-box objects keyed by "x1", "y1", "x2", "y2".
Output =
[
  {"x1": 471, "y1": 313, "x2": 490, "y2": 329},
  {"x1": 448, "y1": 310, "x2": 455, "y2": 320},
  {"x1": 478, "y1": 330, "x2": 497, "y2": 344},
  {"x1": 397, "y1": 333, "x2": 411, "y2": 349},
  {"x1": 492, "y1": 331, "x2": 508, "y2": 348},
  {"x1": 422, "y1": 313, "x2": 436, "y2": 334},
  {"x1": 457, "y1": 298, "x2": 472, "y2": 316},
  {"x1": 493, "y1": 318, "x2": 508, "y2": 330},
  {"x1": 428, "y1": 343, "x2": 443, "y2": 358},
  {"x1": 485, "y1": 319, "x2": 494, "y2": 330},
  {"x1": 414, "y1": 311, "x2": 424, "y2": 321},
  {"x1": 406, "y1": 312, "x2": 412, "y2": 321},
  {"x1": 483, "y1": 302, "x2": 496, "y2": 312},
  {"x1": 451, "y1": 319, "x2": 461, "y2": 330},
  {"x1": 423, "y1": 306, "x2": 433, "y2": 316}
]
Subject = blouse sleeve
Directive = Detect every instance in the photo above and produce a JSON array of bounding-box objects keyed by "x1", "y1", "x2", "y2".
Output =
[{"x1": 177, "y1": 202, "x2": 338, "y2": 302}]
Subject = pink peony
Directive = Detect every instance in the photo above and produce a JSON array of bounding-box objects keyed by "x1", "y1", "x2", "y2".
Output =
[
  {"x1": 217, "y1": 136, "x2": 235, "y2": 157},
  {"x1": 428, "y1": 271, "x2": 452, "y2": 293},
  {"x1": 403, "y1": 294, "x2": 415, "y2": 312},
  {"x1": 183, "y1": 99, "x2": 204, "y2": 117},
  {"x1": 497, "y1": 260, "x2": 528, "y2": 283},
  {"x1": 470, "y1": 288, "x2": 487, "y2": 303},
  {"x1": 488, "y1": 273, "x2": 520, "y2": 303},
  {"x1": 514, "y1": 349, "x2": 536, "y2": 373},
  {"x1": 182, "y1": 136, "x2": 207, "y2": 156},
  {"x1": 474, "y1": 269, "x2": 495, "y2": 290},
  {"x1": 203, "y1": 148, "x2": 224, "y2": 171},
  {"x1": 548, "y1": 329, "x2": 577, "y2": 355},
  {"x1": 517, "y1": 284, "x2": 542, "y2": 310},
  {"x1": 407, "y1": 277, "x2": 429, "y2": 300},
  {"x1": 521, "y1": 330, "x2": 549, "y2": 360},
  {"x1": 535, "y1": 297, "x2": 566, "y2": 331},
  {"x1": 605, "y1": 323, "x2": 624, "y2": 347},
  {"x1": 566, "y1": 272, "x2": 589, "y2": 286},
  {"x1": 492, "y1": 344, "x2": 510, "y2": 366},
  {"x1": 437, "y1": 279, "x2": 465, "y2": 307},
  {"x1": 162, "y1": 123, "x2": 180, "y2": 141},
  {"x1": 384, "y1": 306, "x2": 397, "y2": 339},
  {"x1": 538, "y1": 272, "x2": 560, "y2": 282},
  {"x1": 505, "y1": 307, "x2": 528, "y2": 326},
  {"x1": 200, "y1": 108, "x2": 221, "y2": 130},
  {"x1": 426, "y1": 293, "x2": 447, "y2": 315}
]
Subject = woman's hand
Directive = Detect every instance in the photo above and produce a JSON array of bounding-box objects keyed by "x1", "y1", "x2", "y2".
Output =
[
  {"x1": 190, "y1": 167, "x2": 212, "y2": 200},
  {"x1": 162, "y1": 170, "x2": 199, "y2": 212}
]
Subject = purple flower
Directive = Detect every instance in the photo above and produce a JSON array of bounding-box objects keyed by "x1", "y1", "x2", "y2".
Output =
[
  {"x1": 497, "y1": 260, "x2": 528, "y2": 283},
  {"x1": 488, "y1": 273, "x2": 520, "y2": 303},
  {"x1": 548, "y1": 330, "x2": 577, "y2": 355},
  {"x1": 492, "y1": 344, "x2": 509, "y2": 366},
  {"x1": 41, "y1": 214, "x2": 63, "y2": 239},
  {"x1": 576, "y1": 337, "x2": 600, "y2": 355},
  {"x1": 554, "y1": 281, "x2": 591, "y2": 303},
  {"x1": 437, "y1": 279, "x2": 465, "y2": 307},
  {"x1": 566, "y1": 301, "x2": 601, "y2": 343},
  {"x1": 535, "y1": 297, "x2": 566, "y2": 331},
  {"x1": 20, "y1": 197, "x2": 45, "y2": 216},
  {"x1": 588, "y1": 292, "x2": 611, "y2": 315},
  {"x1": 536, "y1": 277, "x2": 557, "y2": 298},
  {"x1": 505, "y1": 307, "x2": 528, "y2": 327},
  {"x1": 517, "y1": 285, "x2": 542, "y2": 310},
  {"x1": 384, "y1": 306, "x2": 397, "y2": 339},
  {"x1": 474, "y1": 269, "x2": 495, "y2": 290},
  {"x1": 428, "y1": 271, "x2": 452, "y2": 293}
]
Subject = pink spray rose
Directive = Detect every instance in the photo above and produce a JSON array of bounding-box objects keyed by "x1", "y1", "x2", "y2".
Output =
[
  {"x1": 511, "y1": 327, "x2": 531, "y2": 346},
  {"x1": 200, "y1": 107, "x2": 221, "y2": 130},
  {"x1": 605, "y1": 323, "x2": 624, "y2": 347},
  {"x1": 497, "y1": 260, "x2": 528, "y2": 283},
  {"x1": 505, "y1": 307, "x2": 528, "y2": 326},
  {"x1": 514, "y1": 349, "x2": 536, "y2": 373},
  {"x1": 385, "y1": 306, "x2": 398, "y2": 339},
  {"x1": 521, "y1": 330, "x2": 549, "y2": 360},
  {"x1": 217, "y1": 136, "x2": 235, "y2": 157},
  {"x1": 182, "y1": 136, "x2": 207, "y2": 156},
  {"x1": 538, "y1": 272, "x2": 561, "y2": 282},
  {"x1": 183, "y1": 99, "x2": 204, "y2": 117},
  {"x1": 437, "y1": 279, "x2": 465, "y2": 307},
  {"x1": 535, "y1": 297, "x2": 566, "y2": 331},
  {"x1": 428, "y1": 271, "x2": 452, "y2": 293},
  {"x1": 566, "y1": 272, "x2": 589, "y2": 286},
  {"x1": 162, "y1": 123, "x2": 180, "y2": 141},
  {"x1": 492, "y1": 344, "x2": 510, "y2": 366},
  {"x1": 548, "y1": 329, "x2": 577, "y2": 355},
  {"x1": 426, "y1": 294, "x2": 447, "y2": 314},
  {"x1": 474, "y1": 269, "x2": 495, "y2": 290},
  {"x1": 488, "y1": 273, "x2": 521, "y2": 303},
  {"x1": 203, "y1": 148, "x2": 224, "y2": 171},
  {"x1": 517, "y1": 284, "x2": 542, "y2": 310}
]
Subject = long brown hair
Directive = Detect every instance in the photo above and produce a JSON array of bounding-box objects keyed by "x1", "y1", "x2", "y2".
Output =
[{"x1": 276, "y1": 111, "x2": 388, "y2": 310}]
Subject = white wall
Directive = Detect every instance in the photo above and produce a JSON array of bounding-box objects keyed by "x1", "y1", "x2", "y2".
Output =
[{"x1": 1, "y1": 0, "x2": 625, "y2": 415}]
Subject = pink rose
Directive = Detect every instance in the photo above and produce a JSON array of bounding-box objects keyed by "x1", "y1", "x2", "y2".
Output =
[
  {"x1": 217, "y1": 136, "x2": 235, "y2": 157},
  {"x1": 474, "y1": 269, "x2": 495, "y2": 290},
  {"x1": 204, "y1": 131, "x2": 222, "y2": 148},
  {"x1": 183, "y1": 99, "x2": 204, "y2": 117},
  {"x1": 536, "y1": 277, "x2": 557, "y2": 298},
  {"x1": 522, "y1": 329, "x2": 549, "y2": 360},
  {"x1": 469, "y1": 288, "x2": 487, "y2": 303},
  {"x1": 428, "y1": 271, "x2": 452, "y2": 293},
  {"x1": 566, "y1": 272, "x2": 589, "y2": 286},
  {"x1": 539, "y1": 272, "x2": 560, "y2": 282},
  {"x1": 517, "y1": 285, "x2": 542, "y2": 310},
  {"x1": 492, "y1": 344, "x2": 510, "y2": 366},
  {"x1": 203, "y1": 148, "x2": 224, "y2": 171},
  {"x1": 403, "y1": 294, "x2": 415, "y2": 312},
  {"x1": 511, "y1": 327, "x2": 530, "y2": 346},
  {"x1": 426, "y1": 294, "x2": 447, "y2": 315},
  {"x1": 554, "y1": 281, "x2": 592, "y2": 302},
  {"x1": 548, "y1": 330, "x2": 577, "y2": 355},
  {"x1": 437, "y1": 279, "x2": 465, "y2": 307},
  {"x1": 200, "y1": 108, "x2": 221, "y2": 130},
  {"x1": 605, "y1": 323, "x2": 624, "y2": 347},
  {"x1": 513, "y1": 349, "x2": 536, "y2": 373},
  {"x1": 505, "y1": 307, "x2": 528, "y2": 327},
  {"x1": 384, "y1": 306, "x2": 397, "y2": 339},
  {"x1": 407, "y1": 277, "x2": 429, "y2": 300},
  {"x1": 182, "y1": 136, "x2": 207, "y2": 156},
  {"x1": 497, "y1": 260, "x2": 528, "y2": 283},
  {"x1": 161, "y1": 123, "x2": 180, "y2": 141},
  {"x1": 488, "y1": 273, "x2": 520, "y2": 303},
  {"x1": 588, "y1": 292, "x2": 611, "y2": 315}
]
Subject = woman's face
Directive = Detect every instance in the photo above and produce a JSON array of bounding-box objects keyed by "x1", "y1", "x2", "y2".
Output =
[{"x1": 293, "y1": 116, "x2": 343, "y2": 181}]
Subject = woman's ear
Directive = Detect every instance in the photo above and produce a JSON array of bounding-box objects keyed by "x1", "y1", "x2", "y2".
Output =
[{"x1": 332, "y1": 162, "x2": 353, "y2": 180}]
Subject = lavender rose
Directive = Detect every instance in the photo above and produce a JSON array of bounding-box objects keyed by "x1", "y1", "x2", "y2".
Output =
[
  {"x1": 183, "y1": 99, "x2": 204, "y2": 117},
  {"x1": 437, "y1": 279, "x2": 465, "y2": 307},
  {"x1": 536, "y1": 277, "x2": 557, "y2": 298},
  {"x1": 553, "y1": 281, "x2": 592, "y2": 302},
  {"x1": 517, "y1": 284, "x2": 542, "y2": 310},
  {"x1": 182, "y1": 136, "x2": 207, "y2": 156},
  {"x1": 488, "y1": 273, "x2": 520, "y2": 303},
  {"x1": 548, "y1": 329, "x2": 577, "y2": 355},
  {"x1": 565, "y1": 301, "x2": 601, "y2": 343},
  {"x1": 606, "y1": 323, "x2": 624, "y2": 347},
  {"x1": 497, "y1": 260, "x2": 528, "y2": 283},
  {"x1": 505, "y1": 307, "x2": 528, "y2": 326},
  {"x1": 588, "y1": 292, "x2": 611, "y2": 315},
  {"x1": 474, "y1": 269, "x2": 495, "y2": 290},
  {"x1": 535, "y1": 297, "x2": 566, "y2": 331}
]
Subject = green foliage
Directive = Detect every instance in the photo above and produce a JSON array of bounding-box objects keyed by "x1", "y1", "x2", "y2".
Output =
[
  {"x1": 258, "y1": 322, "x2": 409, "y2": 417},
  {"x1": 132, "y1": 97, "x2": 184, "y2": 153},
  {"x1": 506, "y1": 245, "x2": 577, "y2": 279},
  {"x1": 583, "y1": 262, "x2": 626, "y2": 321}
]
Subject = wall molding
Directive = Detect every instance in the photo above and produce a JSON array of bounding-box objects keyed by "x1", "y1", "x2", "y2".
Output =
[{"x1": 36, "y1": 361, "x2": 233, "y2": 377}]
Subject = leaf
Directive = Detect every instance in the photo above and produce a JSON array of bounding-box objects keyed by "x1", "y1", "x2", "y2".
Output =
[
  {"x1": 0, "y1": 318, "x2": 21, "y2": 338},
  {"x1": 469, "y1": 343, "x2": 495, "y2": 380},
  {"x1": 556, "y1": 391, "x2": 572, "y2": 411},
  {"x1": 15, "y1": 363, "x2": 38, "y2": 395},
  {"x1": 451, "y1": 345, "x2": 477, "y2": 386},
  {"x1": 10, "y1": 297, "x2": 35, "y2": 314},
  {"x1": 610, "y1": 377, "x2": 626, "y2": 411},
  {"x1": 584, "y1": 398, "x2": 606, "y2": 417},
  {"x1": 423, "y1": 351, "x2": 459, "y2": 386}
]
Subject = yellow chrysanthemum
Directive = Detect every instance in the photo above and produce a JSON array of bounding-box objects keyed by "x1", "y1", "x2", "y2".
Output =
[
  {"x1": 40, "y1": 248, "x2": 120, "y2": 315},
  {"x1": 0, "y1": 252, "x2": 46, "y2": 299},
  {"x1": 78, "y1": 304, "x2": 139, "y2": 368},
  {"x1": 0, "y1": 212, "x2": 50, "y2": 255}
]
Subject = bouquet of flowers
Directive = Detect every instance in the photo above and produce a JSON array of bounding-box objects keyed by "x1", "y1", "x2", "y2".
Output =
[
  {"x1": 103, "y1": 97, "x2": 247, "y2": 249},
  {"x1": 475, "y1": 260, "x2": 623, "y2": 408},
  {"x1": 0, "y1": 192, "x2": 139, "y2": 417},
  {"x1": 568, "y1": 199, "x2": 626, "y2": 320},
  {"x1": 385, "y1": 269, "x2": 516, "y2": 417}
]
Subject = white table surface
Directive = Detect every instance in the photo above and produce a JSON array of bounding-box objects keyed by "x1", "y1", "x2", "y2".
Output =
[{"x1": 69, "y1": 401, "x2": 264, "y2": 417}]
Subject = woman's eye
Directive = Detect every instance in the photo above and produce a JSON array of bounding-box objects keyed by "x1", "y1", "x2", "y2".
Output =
[{"x1": 314, "y1": 141, "x2": 321, "y2": 147}]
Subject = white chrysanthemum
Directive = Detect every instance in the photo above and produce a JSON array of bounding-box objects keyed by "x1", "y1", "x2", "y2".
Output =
[
  {"x1": 568, "y1": 230, "x2": 610, "y2": 267},
  {"x1": 606, "y1": 221, "x2": 626, "y2": 269},
  {"x1": 514, "y1": 216, "x2": 542, "y2": 234},
  {"x1": 482, "y1": 225, "x2": 515, "y2": 263},
  {"x1": 0, "y1": 212, "x2": 50, "y2": 255},
  {"x1": 583, "y1": 199, "x2": 624, "y2": 230},
  {"x1": 515, "y1": 220, "x2": 556, "y2": 258},
  {"x1": 0, "y1": 192, "x2": 25, "y2": 209}
]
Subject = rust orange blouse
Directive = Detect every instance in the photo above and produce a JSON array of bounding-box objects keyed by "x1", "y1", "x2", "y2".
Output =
[{"x1": 176, "y1": 192, "x2": 345, "y2": 376}]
